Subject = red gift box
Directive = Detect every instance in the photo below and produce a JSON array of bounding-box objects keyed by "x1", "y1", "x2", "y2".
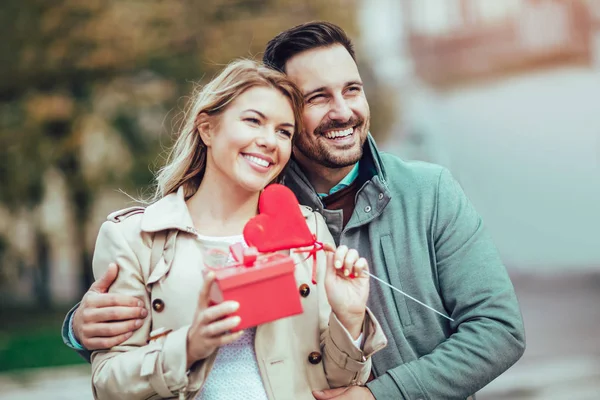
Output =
[{"x1": 208, "y1": 252, "x2": 303, "y2": 331}]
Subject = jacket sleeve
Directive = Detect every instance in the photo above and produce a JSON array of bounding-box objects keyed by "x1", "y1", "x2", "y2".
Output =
[
  {"x1": 61, "y1": 303, "x2": 93, "y2": 363},
  {"x1": 312, "y1": 212, "x2": 388, "y2": 388},
  {"x1": 367, "y1": 168, "x2": 526, "y2": 399},
  {"x1": 89, "y1": 221, "x2": 201, "y2": 400}
]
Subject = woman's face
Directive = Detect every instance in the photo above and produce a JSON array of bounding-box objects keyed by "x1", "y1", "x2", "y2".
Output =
[{"x1": 204, "y1": 86, "x2": 296, "y2": 193}]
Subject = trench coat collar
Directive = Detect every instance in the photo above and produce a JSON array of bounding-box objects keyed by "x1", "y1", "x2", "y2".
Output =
[
  {"x1": 140, "y1": 186, "x2": 195, "y2": 233},
  {"x1": 140, "y1": 185, "x2": 313, "y2": 234}
]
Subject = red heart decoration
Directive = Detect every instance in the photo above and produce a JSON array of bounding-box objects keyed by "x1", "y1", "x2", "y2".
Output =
[{"x1": 244, "y1": 184, "x2": 315, "y2": 252}]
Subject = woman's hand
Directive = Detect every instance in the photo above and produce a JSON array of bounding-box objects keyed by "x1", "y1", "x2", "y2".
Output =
[
  {"x1": 323, "y1": 244, "x2": 369, "y2": 340},
  {"x1": 186, "y1": 271, "x2": 243, "y2": 369}
]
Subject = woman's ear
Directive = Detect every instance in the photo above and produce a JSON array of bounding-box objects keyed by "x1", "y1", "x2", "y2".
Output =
[{"x1": 196, "y1": 112, "x2": 213, "y2": 147}]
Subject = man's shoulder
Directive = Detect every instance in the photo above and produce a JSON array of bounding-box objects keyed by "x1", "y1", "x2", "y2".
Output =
[{"x1": 379, "y1": 152, "x2": 447, "y2": 187}]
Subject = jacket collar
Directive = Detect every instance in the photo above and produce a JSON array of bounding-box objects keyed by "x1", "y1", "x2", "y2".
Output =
[
  {"x1": 285, "y1": 133, "x2": 388, "y2": 207},
  {"x1": 141, "y1": 186, "x2": 196, "y2": 233},
  {"x1": 141, "y1": 186, "x2": 314, "y2": 234},
  {"x1": 364, "y1": 133, "x2": 387, "y2": 183}
]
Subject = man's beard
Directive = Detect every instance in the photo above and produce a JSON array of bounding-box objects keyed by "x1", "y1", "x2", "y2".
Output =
[{"x1": 295, "y1": 115, "x2": 368, "y2": 169}]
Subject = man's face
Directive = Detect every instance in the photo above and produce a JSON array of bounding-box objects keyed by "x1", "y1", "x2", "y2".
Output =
[{"x1": 285, "y1": 44, "x2": 370, "y2": 169}]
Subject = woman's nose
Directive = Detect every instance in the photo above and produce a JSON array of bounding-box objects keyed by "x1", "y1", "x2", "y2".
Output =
[{"x1": 255, "y1": 127, "x2": 277, "y2": 149}]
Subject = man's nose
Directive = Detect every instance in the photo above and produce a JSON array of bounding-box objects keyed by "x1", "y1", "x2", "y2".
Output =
[{"x1": 328, "y1": 95, "x2": 353, "y2": 122}]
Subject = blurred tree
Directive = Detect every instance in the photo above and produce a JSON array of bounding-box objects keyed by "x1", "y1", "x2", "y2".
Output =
[{"x1": 0, "y1": 0, "x2": 394, "y2": 308}]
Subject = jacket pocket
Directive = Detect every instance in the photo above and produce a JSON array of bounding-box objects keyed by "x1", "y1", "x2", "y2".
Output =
[
  {"x1": 380, "y1": 234, "x2": 413, "y2": 327},
  {"x1": 261, "y1": 357, "x2": 294, "y2": 400}
]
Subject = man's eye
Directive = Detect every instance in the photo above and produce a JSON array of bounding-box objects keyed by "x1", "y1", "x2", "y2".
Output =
[
  {"x1": 348, "y1": 86, "x2": 362, "y2": 93},
  {"x1": 308, "y1": 94, "x2": 325, "y2": 103}
]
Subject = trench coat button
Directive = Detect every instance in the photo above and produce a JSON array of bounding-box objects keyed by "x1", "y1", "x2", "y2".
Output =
[
  {"x1": 364, "y1": 205, "x2": 372, "y2": 213},
  {"x1": 299, "y1": 283, "x2": 310, "y2": 298},
  {"x1": 152, "y1": 298, "x2": 165, "y2": 312},
  {"x1": 378, "y1": 193, "x2": 384, "y2": 200},
  {"x1": 308, "y1": 351, "x2": 322, "y2": 364}
]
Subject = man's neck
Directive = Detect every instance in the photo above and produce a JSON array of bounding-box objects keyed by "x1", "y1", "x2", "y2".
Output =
[{"x1": 293, "y1": 154, "x2": 356, "y2": 195}]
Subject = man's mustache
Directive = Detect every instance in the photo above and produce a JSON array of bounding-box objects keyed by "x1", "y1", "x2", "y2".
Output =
[{"x1": 314, "y1": 115, "x2": 363, "y2": 135}]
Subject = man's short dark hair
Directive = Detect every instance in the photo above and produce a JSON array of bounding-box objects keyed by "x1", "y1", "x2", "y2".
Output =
[{"x1": 263, "y1": 21, "x2": 356, "y2": 72}]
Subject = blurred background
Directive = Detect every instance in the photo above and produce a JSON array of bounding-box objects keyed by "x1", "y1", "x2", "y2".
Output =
[{"x1": 0, "y1": 0, "x2": 598, "y2": 399}]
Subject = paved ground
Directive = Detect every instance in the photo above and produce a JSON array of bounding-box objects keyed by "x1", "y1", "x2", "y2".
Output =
[{"x1": 0, "y1": 365, "x2": 92, "y2": 400}]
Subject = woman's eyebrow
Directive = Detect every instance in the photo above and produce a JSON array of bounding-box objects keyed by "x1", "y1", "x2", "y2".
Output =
[
  {"x1": 243, "y1": 109, "x2": 294, "y2": 128},
  {"x1": 242, "y1": 109, "x2": 265, "y2": 118}
]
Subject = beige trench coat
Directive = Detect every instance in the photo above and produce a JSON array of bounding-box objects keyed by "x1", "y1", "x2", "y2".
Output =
[{"x1": 90, "y1": 188, "x2": 387, "y2": 400}]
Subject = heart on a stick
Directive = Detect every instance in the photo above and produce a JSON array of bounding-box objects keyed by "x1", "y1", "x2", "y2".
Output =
[{"x1": 244, "y1": 184, "x2": 315, "y2": 252}]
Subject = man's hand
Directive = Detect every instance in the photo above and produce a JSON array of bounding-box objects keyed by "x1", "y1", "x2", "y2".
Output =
[
  {"x1": 313, "y1": 386, "x2": 375, "y2": 400},
  {"x1": 72, "y1": 263, "x2": 147, "y2": 350}
]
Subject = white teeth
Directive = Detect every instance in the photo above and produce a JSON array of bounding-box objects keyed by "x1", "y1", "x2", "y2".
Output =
[
  {"x1": 324, "y1": 127, "x2": 353, "y2": 139},
  {"x1": 243, "y1": 154, "x2": 270, "y2": 168}
]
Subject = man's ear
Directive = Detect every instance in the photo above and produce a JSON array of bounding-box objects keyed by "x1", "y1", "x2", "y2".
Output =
[{"x1": 196, "y1": 112, "x2": 213, "y2": 146}]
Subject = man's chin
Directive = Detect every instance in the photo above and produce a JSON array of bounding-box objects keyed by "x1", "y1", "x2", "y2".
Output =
[{"x1": 320, "y1": 150, "x2": 362, "y2": 169}]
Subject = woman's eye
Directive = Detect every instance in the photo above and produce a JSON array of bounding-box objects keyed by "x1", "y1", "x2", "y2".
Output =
[
  {"x1": 245, "y1": 117, "x2": 260, "y2": 124},
  {"x1": 278, "y1": 129, "x2": 292, "y2": 138}
]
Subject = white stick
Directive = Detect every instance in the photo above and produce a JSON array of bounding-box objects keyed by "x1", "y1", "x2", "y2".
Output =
[{"x1": 365, "y1": 271, "x2": 454, "y2": 322}]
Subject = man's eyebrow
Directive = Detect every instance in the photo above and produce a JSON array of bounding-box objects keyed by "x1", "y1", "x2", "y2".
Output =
[
  {"x1": 304, "y1": 81, "x2": 364, "y2": 97},
  {"x1": 347, "y1": 80, "x2": 363, "y2": 87},
  {"x1": 304, "y1": 86, "x2": 327, "y2": 98}
]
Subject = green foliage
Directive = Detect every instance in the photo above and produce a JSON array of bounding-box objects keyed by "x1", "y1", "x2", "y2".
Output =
[{"x1": 0, "y1": 309, "x2": 85, "y2": 371}]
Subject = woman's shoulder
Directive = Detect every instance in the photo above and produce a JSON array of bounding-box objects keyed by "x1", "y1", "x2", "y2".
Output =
[
  {"x1": 99, "y1": 205, "x2": 151, "y2": 249},
  {"x1": 298, "y1": 205, "x2": 331, "y2": 241},
  {"x1": 106, "y1": 206, "x2": 146, "y2": 224}
]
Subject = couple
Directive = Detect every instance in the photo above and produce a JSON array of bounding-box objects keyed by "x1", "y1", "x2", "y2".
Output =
[{"x1": 63, "y1": 22, "x2": 525, "y2": 400}]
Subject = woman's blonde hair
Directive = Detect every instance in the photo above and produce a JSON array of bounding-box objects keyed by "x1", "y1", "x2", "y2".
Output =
[{"x1": 153, "y1": 59, "x2": 304, "y2": 202}]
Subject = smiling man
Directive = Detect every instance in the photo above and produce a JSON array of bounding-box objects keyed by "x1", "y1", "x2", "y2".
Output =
[{"x1": 62, "y1": 22, "x2": 525, "y2": 400}]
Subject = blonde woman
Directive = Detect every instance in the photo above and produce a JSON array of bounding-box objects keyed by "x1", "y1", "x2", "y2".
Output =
[{"x1": 89, "y1": 60, "x2": 386, "y2": 400}]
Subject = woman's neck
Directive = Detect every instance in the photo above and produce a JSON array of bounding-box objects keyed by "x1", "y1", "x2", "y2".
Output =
[{"x1": 186, "y1": 171, "x2": 260, "y2": 237}]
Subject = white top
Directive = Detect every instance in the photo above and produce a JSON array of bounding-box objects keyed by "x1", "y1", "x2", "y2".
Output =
[
  {"x1": 195, "y1": 233, "x2": 268, "y2": 400},
  {"x1": 194, "y1": 232, "x2": 364, "y2": 399}
]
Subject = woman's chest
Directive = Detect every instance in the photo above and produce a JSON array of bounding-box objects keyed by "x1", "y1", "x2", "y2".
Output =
[{"x1": 148, "y1": 237, "x2": 321, "y2": 335}]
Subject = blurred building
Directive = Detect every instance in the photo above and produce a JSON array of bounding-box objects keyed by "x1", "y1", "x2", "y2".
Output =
[
  {"x1": 360, "y1": 0, "x2": 600, "y2": 270},
  {"x1": 403, "y1": 0, "x2": 594, "y2": 87}
]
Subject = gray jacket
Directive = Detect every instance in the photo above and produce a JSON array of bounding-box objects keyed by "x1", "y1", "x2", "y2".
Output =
[{"x1": 284, "y1": 135, "x2": 525, "y2": 400}]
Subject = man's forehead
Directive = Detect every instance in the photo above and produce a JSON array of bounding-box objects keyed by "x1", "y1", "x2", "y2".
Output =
[{"x1": 284, "y1": 45, "x2": 361, "y2": 92}]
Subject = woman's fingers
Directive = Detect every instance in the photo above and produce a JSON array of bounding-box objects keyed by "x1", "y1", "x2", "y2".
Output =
[
  {"x1": 333, "y1": 245, "x2": 349, "y2": 271},
  {"x1": 330, "y1": 245, "x2": 368, "y2": 278},
  {"x1": 197, "y1": 271, "x2": 216, "y2": 309},
  {"x1": 342, "y1": 249, "x2": 359, "y2": 276},
  {"x1": 352, "y1": 257, "x2": 369, "y2": 277},
  {"x1": 199, "y1": 301, "x2": 239, "y2": 325},
  {"x1": 322, "y1": 242, "x2": 336, "y2": 253},
  {"x1": 200, "y1": 315, "x2": 242, "y2": 337}
]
